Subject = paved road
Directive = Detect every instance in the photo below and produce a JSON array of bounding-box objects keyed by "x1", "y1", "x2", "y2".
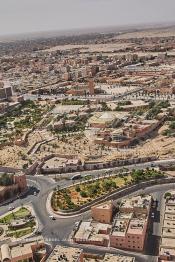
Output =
[
  {"x1": 47, "y1": 158, "x2": 175, "y2": 180},
  {"x1": 23, "y1": 86, "x2": 143, "y2": 102},
  {"x1": 1, "y1": 168, "x2": 175, "y2": 261}
]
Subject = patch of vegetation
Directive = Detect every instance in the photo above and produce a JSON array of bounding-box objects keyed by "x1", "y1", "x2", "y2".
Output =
[
  {"x1": 61, "y1": 98, "x2": 89, "y2": 105},
  {"x1": 0, "y1": 207, "x2": 31, "y2": 224},
  {"x1": 118, "y1": 101, "x2": 132, "y2": 106},
  {"x1": 6, "y1": 227, "x2": 34, "y2": 238},
  {"x1": 162, "y1": 121, "x2": 175, "y2": 137},
  {"x1": 51, "y1": 175, "x2": 131, "y2": 211},
  {"x1": 146, "y1": 101, "x2": 169, "y2": 120},
  {"x1": 164, "y1": 192, "x2": 172, "y2": 199},
  {"x1": 115, "y1": 105, "x2": 124, "y2": 111},
  {"x1": 0, "y1": 100, "x2": 50, "y2": 144},
  {"x1": 0, "y1": 227, "x2": 4, "y2": 236},
  {"x1": 100, "y1": 102, "x2": 111, "y2": 111},
  {"x1": 0, "y1": 173, "x2": 14, "y2": 186},
  {"x1": 131, "y1": 168, "x2": 164, "y2": 183},
  {"x1": 52, "y1": 169, "x2": 164, "y2": 211}
]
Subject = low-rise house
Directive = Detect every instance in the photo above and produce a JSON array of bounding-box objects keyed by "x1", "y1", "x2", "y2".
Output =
[
  {"x1": 0, "y1": 237, "x2": 46, "y2": 262},
  {"x1": 46, "y1": 245, "x2": 83, "y2": 262},
  {"x1": 91, "y1": 201, "x2": 114, "y2": 224},
  {"x1": 159, "y1": 191, "x2": 175, "y2": 261},
  {"x1": 73, "y1": 195, "x2": 151, "y2": 252}
]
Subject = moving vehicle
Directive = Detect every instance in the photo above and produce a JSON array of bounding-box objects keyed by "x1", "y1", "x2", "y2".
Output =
[
  {"x1": 49, "y1": 215, "x2": 56, "y2": 220},
  {"x1": 8, "y1": 206, "x2": 15, "y2": 211},
  {"x1": 71, "y1": 174, "x2": 82, "y2": 180}
]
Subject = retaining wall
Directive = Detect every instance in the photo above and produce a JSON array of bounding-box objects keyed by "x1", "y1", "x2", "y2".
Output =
[{"x1": 52, "y1": 177, "x2": 175, "y2": 216}]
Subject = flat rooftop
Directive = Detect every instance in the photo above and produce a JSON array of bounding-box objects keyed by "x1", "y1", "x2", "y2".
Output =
[
  {"x1": 120, "y1": 195, "x2": 151, "y2": 210},
  {"x1": 103, "y1": 253, "x2": 135, "y2": 262},
  {"x1": 46, "y1": 245, "x2": 82, "y2": 262},
  {"x1": 127, "y1": 219, "x2": 146, "y2": 235},
  {"x1": 52, "y1": 104, "x2": 82, "y2": 114},
  {"x1": 111, "y1": 219, "x2": 128, "y2": 237},
  {"x1": 162, "y1": 227, "x2": 175, "y2": 238},
  {"x1": 161, "y1": 237, "x2": 175, "y2": 249},
  {"x1": 165, "y1": 205, "x2": 175, "y2": 214},
  {"x1": 43, "y1": 157, "x2": 80, "y2": 169},
  {"x1": 114, "y1": 212, "x2": 133, "y2": 220},
  {"x1": 163, "y1": 219, "x2": 175, "y2": 229},
  {"x1": 160, "y1": 247, "x2": 175, "y2": 257},
  {"x1": 74, "y1": 221, "x2": 92, "y2": 240},
  {"x1": 84, "y1": 253, "x2": 135, "y2": 262},
  {"x1": 74, "y1": 221, "x2": 111, "y2": 242},
  {"x1": 93, "y1": 202, "x2": 112, "y2": 210},
  {"x1": 10, "y1": 243, "x2": 33, "y2": 259},
  {"x1": 88, "y1": 111, "x2": 128, "y2": 125},
  {"x1": 164, "y1": 213, "x2": 175, "y2": 221},
  {"x1": 10, "y1": 238, "x2": 44, "y2": 259}
]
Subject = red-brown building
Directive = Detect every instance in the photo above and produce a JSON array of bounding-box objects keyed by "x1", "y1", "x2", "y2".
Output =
[{"x1": 91, "y1": 201, "x2": 114, "y2": 224}]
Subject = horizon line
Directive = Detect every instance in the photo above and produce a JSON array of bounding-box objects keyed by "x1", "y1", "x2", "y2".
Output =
[{"x1": 0, "y1": 20, "x2": 175, "y2": 42}]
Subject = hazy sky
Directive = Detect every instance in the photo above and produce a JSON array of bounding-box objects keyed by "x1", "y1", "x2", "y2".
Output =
[{"x1": 0, "y1": 0, "x2": 175, "y2": 36}]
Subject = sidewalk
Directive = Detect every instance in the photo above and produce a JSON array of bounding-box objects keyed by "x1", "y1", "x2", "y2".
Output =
[{"x1": 0, "y1": 188, "x2": 29, "y2": 207}]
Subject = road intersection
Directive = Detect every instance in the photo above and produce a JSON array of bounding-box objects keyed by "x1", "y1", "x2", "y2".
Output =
[{"x1": 1, "y1": 160, "x2": 175, "y2": 262}]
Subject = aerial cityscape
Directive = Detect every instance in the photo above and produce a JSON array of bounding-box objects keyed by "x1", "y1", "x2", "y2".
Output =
[{"x1": 1, "y1": 1, "x2": 175, "y2": 262}]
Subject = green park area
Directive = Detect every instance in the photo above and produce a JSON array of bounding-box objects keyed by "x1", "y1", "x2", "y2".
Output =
[
  {"x1": 51, "y1": 168, "x2": 164, "y2": 211},
  {"x1": 0, "y1": 207, "x2": 36, "y2": 239},
  {"x1": 0, "y1": 100, "x2": 50, "y2": 144},
  {"x1": 0, "y1": 207, "x2": 30, "y2": 224}
]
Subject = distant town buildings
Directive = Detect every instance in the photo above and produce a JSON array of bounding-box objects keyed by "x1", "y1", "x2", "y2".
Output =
[{"x1": 0, "y1": 80, "x2": 13, "y2": 101}]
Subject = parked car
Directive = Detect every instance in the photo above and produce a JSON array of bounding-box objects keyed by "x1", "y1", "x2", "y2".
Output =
[{"x1": 151, "y1": 212, "x2": 155, "y2": 219}]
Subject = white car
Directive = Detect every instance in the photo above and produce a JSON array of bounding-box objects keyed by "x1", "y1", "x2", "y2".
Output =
[
  {"x1": 49, "y1": 215, "x2": 56, "y2": 220},
  {"x1": 8, "y1": 206, "x2": 15, "y2": 211}
]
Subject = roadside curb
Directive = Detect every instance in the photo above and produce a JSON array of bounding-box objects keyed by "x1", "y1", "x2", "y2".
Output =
[{"x1": 46, "y1": 177, "x2": 175, "y2": 218}]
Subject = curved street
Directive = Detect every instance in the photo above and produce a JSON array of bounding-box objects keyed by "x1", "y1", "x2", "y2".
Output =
[
  {"x1": 0, "y1": 169, "x2": 175, "y2": 262},
  {"x1": 0, "y1": 159, "x2": 174, "y2": 262}
]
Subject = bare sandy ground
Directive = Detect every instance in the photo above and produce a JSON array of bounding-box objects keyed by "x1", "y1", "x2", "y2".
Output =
[
  {"x1": 42, "y1": 42, "x2": 133, "y2": 53},
  {"x1": 114, "y1": 27, "x2": 175, "y2": 39},
  {"x1": 0, "y1": 124, "x2": 175, "y2": 169}
]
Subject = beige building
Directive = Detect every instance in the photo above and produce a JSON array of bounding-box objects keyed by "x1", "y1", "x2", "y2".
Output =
[
  {"x1": 83, "y1": 253, "x2": 135, "y2": 261},
  {"x1": 74, "y1": 195, "x2": 151, "y2": 252},
  {"x1": 119, "y1": 195, "x2": 152, "y2": 215},
  {"x1": 91, "y1": 201, "x2": 114, "y2": 224},
  {"x1": 46, "y1": 245, "x2": 83, "y2": 262},
  {"x1": 0, "y1": 238, "x2": 46, "y2": 262},
  {"x1": 88, "y1": 112, "x2": 128, "y2": 128},
  {"x1": 159, "y1": 191, "x2": 175, "y2": 261},
  {"x1": 46, "y1": 245, "x2": 135, "y2": 262},
  {"x1": 110, "y1": 213, "x2": 148, "y2": 252}
]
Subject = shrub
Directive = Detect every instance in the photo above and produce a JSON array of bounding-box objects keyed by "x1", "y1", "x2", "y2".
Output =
[
  {"x1": 75, "y1": 185, "x2": 81, "y2": 192},
  {"x1": 164, "y1": 192, "x2": 172, "y2": 199},
  {"x1": 80, "y1": 191, "x2": 87, "y2": 198}
]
